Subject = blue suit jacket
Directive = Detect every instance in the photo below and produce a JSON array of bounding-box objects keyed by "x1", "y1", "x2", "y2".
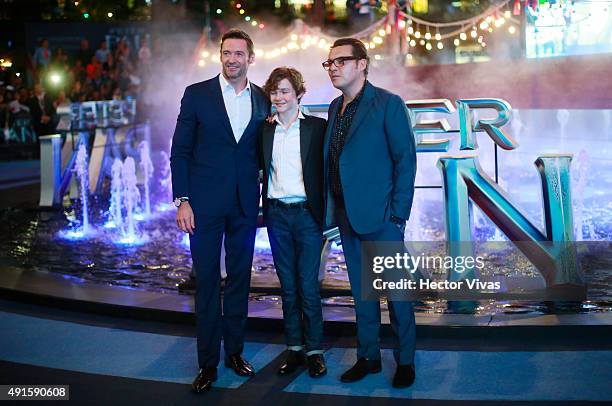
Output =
[
  {"x1": 170, "y1": 75, "x2": 270, "y2": 217},
  {"x1": 323, "y1": 81, "x2": 417, "y2": 234}
]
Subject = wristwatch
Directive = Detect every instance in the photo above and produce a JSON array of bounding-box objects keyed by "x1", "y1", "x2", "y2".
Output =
[{"x1": 174, "y1": 197, "x2": 189, "y2": 207}]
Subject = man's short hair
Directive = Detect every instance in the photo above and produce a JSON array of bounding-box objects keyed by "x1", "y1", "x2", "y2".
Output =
[
  {"x1": 220, "y1": 29, "x2": 254, "y2": 57},
  {"x1": 263, "y1": 67, "x2": 306, "y2": 102},
  {"x1": 330, "y1": 37, "x2": 370, "y2": 76}
]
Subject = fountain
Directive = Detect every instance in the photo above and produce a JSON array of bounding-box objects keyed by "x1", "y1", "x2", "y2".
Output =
[
  {"x1": 106, "y1": 158, "x2": 124, "y2": 230},
  {"x1": 158, "y1": 149, "x2": 173, "y2": 211},
  {"x1": 557, "y1": 109, "x2": 570, "y2": 150},
  {"x1": 119, "y1": 157, "x2": 141, "y2": 244},
  {"x1": 76, "y1": 143, "x2": 90, "y2": 234},
  {"x1": 138, "y1": 140, "x2": 154, "y2": 217}
]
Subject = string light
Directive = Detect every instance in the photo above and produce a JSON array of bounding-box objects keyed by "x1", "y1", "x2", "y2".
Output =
[
  {"x1": 398, "y1": 0, "x2": 517, "y2": 52},
  {"x1": 196, "y1": 0, "x2": 516, "y2": 64}
]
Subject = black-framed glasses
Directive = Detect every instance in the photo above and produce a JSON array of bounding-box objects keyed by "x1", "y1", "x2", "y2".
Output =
[{"x1": 322, "y1": 56, "x2": 359, "y2": 70}]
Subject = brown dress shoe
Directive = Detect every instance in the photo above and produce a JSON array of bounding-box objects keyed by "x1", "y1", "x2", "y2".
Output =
[
  {"x1": 307, "y1": 354, "x2": 327, "y2": 378},
  {"x1": 278, "y1": 350, "x2": 305, "y2": 375}
]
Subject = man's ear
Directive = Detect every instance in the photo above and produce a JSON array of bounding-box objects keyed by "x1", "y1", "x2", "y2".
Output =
[
  {"x1": 248, "y1": 53, "x2": 255, "y2": 65},
  {"x1": 358, "y1": 59, "x2": 367, "y2": 73},
  {"x1": 297, "y1": 92, "x2": 305, "y2": 103}
]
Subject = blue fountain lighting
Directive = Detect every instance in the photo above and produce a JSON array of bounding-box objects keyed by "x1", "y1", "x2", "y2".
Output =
[{"x1": 181, "y1": 233, "x2": 190, "y2": 248}]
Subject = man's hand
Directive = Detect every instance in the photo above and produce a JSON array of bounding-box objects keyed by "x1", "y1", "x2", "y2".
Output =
[
  {"x1": 176, "y1": 201, "x2": 195, "y2": 234},
  {"x1": 391, "y1": 215, "x2": 406, "y2": 236}
]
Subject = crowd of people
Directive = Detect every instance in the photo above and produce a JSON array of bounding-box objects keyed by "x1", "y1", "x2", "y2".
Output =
[{"x1": 0, "y1": 36, "x2": 152, "y2": 144}]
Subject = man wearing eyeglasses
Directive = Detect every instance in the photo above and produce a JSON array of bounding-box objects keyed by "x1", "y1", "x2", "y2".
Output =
[{"x1": 322, "y1": 38, "x2": 417, "y2": 388}]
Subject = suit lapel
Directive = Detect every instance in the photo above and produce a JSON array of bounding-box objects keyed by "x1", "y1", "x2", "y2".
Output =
[
  {"x1": 239, "y1": 82, "x2": 263, "y2": 144},
  {"x1": 262, "y1": 122, "x2": 275, "y2": 173},
  {"x1": 345, "y1": 81, "x2": 375, "y2": 144},
  {"x1": 323, "y1": 98, "x2": 341, "y2": 158},
  {"x1": 300, "y1": 116, "x2": 313, "y2": 170},
  {"x1": 211, "y1": 75, "x2": 236, "y2": 143}
]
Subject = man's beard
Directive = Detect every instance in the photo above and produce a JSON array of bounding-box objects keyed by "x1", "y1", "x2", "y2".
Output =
[{"x1": 223, "y1": 64, "x2": 245, "y2": 79}]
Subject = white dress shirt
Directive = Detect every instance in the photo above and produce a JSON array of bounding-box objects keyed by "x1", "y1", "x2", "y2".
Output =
[
  {"x1": 267, "y1": 109, "x2": 307, "y2": 203},
  {"x1": 219, "y1": 74, "x2": 252, "y2": 143}
]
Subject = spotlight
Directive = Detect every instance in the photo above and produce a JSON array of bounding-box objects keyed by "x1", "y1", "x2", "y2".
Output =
[{"x1": 49, "y1": 72, "x2": 62, "y2": 85}]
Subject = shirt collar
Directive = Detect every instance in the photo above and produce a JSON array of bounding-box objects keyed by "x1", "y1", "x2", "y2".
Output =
[
  {"x1": 274, "y1": 106, "x2": 305, "y2": 126},
  {"x1": 219, "y1": 74, "x2": 251, "y2": 95}
]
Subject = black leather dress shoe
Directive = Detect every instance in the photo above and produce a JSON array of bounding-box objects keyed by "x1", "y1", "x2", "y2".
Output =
[
  {"x1": 392, "y1": 364, "x2": 416, "y2": 388},
  {"x1": 307, "y1": 354, "x2": 327, "y2": 378},
  {"x1": 177, "y1": 278, "x2": 196, "y2": 292},
  {"x1": 340, "y1": 357, "x2": 382, "y2": 383},
  {"x1": 278, "y1": 350, "x2": 305, "y2": 375},
  {"x1": 192, "y1": 367, "x2": 217, "y2": 393},
  {"x1": 224, "y1": 354, "x2": 255, "y2": 376}
]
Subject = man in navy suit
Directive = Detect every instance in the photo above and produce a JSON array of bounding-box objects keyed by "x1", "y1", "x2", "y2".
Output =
[
  {"x1": 170, "y1": 29, "x2": 269, "y2": 393},
  {"x1": 322, "y1": 38, "x2": 418, "y2": 388}
]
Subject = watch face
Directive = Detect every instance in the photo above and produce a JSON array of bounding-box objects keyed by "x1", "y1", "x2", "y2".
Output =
[{"x1": 174, "y1": 198, "x2": 181, "y2": 207}]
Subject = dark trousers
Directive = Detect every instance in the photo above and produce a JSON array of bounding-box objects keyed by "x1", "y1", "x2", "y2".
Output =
[
  {"x1": 266, "y1": 202, "x2": 324, "y2": 353},
  {"x1": 189, "y1": 199, "x2": 257, "y2": 368},
  {"x1": 336, "y1": 206, "x2": 416, "y2": 365}
]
